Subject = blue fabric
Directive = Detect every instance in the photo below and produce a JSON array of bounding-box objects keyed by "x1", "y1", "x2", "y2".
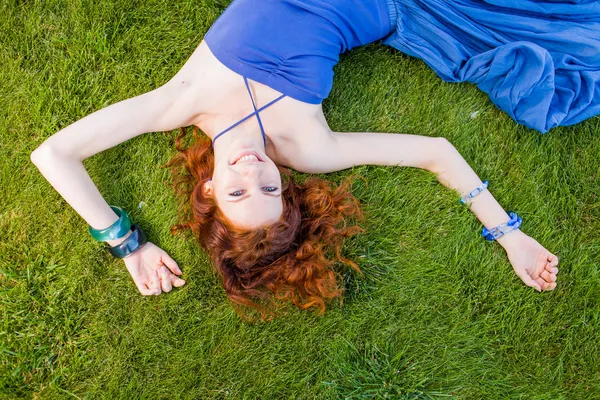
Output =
[
  {"x1": 204, "y1": 0, "x2": 392, "y2": 104},
  {"x1": 383, "y1": 0, "x2": 600, "y2": 133}
]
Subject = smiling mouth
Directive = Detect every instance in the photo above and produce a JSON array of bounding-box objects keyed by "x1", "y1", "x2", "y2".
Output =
[{"x1": 230, "y1": 151, "x2": 263, "y2": 165}]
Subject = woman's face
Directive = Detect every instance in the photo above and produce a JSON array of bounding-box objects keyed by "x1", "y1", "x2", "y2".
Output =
[{"x1": 205, "y1": 140, "x2": 283, "y2": 228}]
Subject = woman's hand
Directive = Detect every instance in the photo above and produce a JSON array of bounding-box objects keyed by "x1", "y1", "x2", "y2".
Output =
[
  {"x1": 122, "y1": 242, "x2": 186, "y2": 295},
  {"x1": 499, "y1": 230, "x2": 559, "y2": 292}
]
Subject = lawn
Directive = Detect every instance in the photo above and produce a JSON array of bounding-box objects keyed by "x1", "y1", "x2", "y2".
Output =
[{"x1": 1, "y1": 0, "x2": 599, "y2": 398}]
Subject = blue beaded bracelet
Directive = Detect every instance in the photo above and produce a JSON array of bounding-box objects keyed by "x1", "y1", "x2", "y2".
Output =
[
  {"x1": 482, "y1": 212, "x2": 522, "y2": 241},
  {"x1": 88, "y1": 206, "x2": 132, "y2": 242},
  {"x1": 108, "y1": 224, "x2": 148, "y2": 258},
  {"x1": 459, "y1": 181, "x2": 489, "y2": 205}
]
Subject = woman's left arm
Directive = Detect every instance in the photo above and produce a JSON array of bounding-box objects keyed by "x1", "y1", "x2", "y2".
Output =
[{"x1": 290, "y1": 131, "x2": 558, "y2": 291}]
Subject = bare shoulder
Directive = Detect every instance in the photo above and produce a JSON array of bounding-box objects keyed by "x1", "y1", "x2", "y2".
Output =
[
  {"x1": 266, "y1": 102, "x2": 335, "y2": 169},
  {"x1": 160, "y1": 41, "x2": 244, "y2": 116},
  {"x1": 163, "y1": 40, "x2": 278, "y2": 118}
]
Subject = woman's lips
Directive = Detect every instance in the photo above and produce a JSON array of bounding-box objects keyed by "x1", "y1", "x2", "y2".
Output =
[{"x1": 230, "y1": 151, "x2": 263, "y2": 165}]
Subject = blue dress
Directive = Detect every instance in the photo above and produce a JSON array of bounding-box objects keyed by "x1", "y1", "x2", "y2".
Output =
[
  {"x1": 205, "y1": 0, "x2": 391, "y2": 104},
  {"x1": 205, "y1": 0, "x2": 600, "y2": 133},
  {"x1": 383, "y1": 0, "x2": 600, "y2": 133}
]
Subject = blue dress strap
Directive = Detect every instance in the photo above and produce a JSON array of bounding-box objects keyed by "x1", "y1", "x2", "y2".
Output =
[
  {"x1": 212, "y1": 77, "x2": 286, "y2": 146},
  {"x1": 243, "y1": 77, "x2": 269, "y2": 147}
]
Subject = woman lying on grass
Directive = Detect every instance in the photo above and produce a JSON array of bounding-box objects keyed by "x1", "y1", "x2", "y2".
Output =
[{"x1": 31, "y1": 0, "x2": 600, "y2": 318}]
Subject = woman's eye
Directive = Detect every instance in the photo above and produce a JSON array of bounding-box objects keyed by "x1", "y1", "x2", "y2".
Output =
[
  {"x1": 262, "y1": 187, "x2": 278, "y2": 192},
  {"x1": 229, "y1": 190, "x2": 245, "y2": 196}
]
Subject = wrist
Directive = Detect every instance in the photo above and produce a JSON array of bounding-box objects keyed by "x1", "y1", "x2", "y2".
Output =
[
  {"x1": 108, "y1": 224, "x2": 148, "y2": 258},
  {"x1": 105, "y1": 229, "x2": 134, "y2": 247},
  {"x1": 496, "y1": 228, "x2": 526, "y2": 249},
  {"x1": 88, "y1": 205, "x2": 146, "y2": 258}
]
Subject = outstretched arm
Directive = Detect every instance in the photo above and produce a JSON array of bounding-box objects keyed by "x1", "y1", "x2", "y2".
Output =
[
  {"x1": 290, "y1": 131, "x2": 558, "y2": 291},
  {"x1": 31, "y1": 80, "x2": 199, "y2": 295}
]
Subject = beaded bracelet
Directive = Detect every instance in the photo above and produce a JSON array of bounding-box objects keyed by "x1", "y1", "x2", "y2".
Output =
[
  {"x1": 89, "y1": 206, "x2": 131, "y2": 242},
  {"x1": 459, "y1": 181, "x2": 489, "y2": 205},
  {"x1": 482, "y1": 211, "x2": 522, "y2": 241},
  {"x1": 108, "y1": 224, "x2": 148, "y2": 258}
]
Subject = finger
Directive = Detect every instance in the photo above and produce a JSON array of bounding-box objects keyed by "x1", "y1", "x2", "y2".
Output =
[
  {"x1": 545, "y1": 254, "x2": 558, "y2": 275},
  {"x1": 159, "y1": 266, "x2": 173, "y2": 293},
  {"x1": 129, "y1": 270, "x2": 154, "y2": 296},
  {"x1": 169, "y1": 273, "x2": 186, "y2": 288},
  {"x1": 514, "y1": 270, "x2": 542, "y2": 292},
  {"x1": 542, "y1": 281, "x2": 557, "y2": 291},
  {"x1": 161, "y1": 252, "x2": 182, "y2": 276},
  {"x1": 531, "y1": 261, "x2": 546, "y2": 280},
  {"x1": 535, "y1": 277, "x2": 548, "y2": 291},
  {"x1": 540, "y1": 270, "x2": 557, "y2": 283},
  {"x1": 148, "y1": 270, "x2": 162, "y2": 295},
  {"x1": 548, "y1": 253, "x2": 559, "y2": 268},
  {"x1": 135, "y1": 280, "x2": 156, "y2": 296}
]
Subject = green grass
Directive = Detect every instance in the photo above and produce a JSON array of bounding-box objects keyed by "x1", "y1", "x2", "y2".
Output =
[{"x1": 1, "y1": 0, "x2": 599, "y2": 398}]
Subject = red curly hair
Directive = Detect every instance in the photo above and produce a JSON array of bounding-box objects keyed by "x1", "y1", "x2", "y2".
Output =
[{"x1": 164, "y1": 126, "x2": 365, "y2": 320}]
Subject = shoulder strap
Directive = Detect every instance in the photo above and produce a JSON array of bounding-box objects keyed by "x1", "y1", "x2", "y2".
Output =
[{"x1": 212, "y1": 77, "x2": 286, "y2": 147}]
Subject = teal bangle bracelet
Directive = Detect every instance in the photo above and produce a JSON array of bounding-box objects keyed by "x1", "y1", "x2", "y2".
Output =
[
  {"x1": 108, "y1": 224, "x2": 147, "y2": 258},
  {"x1": 89, "y1": 206, "x2": 132, "y2": 242}
]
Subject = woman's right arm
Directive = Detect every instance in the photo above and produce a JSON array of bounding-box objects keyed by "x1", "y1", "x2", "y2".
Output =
[
  {"x1": 31, "y1": 83, "x2": 197, "y2": 231},
  {"x1": 31, "y1": 80, "x2": 200, "y2": 295}
]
